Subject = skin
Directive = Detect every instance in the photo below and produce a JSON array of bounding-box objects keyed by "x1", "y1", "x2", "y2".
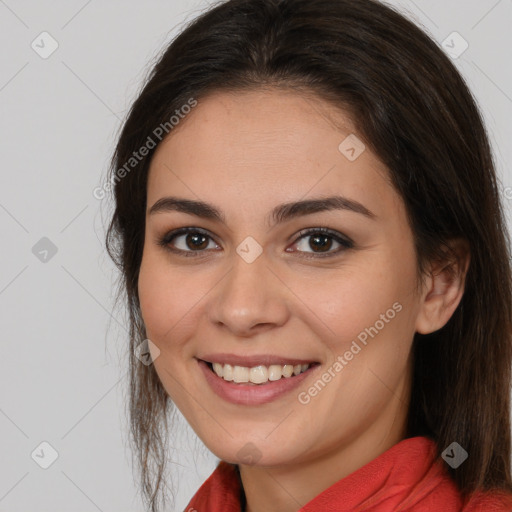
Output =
[{"x1": 137, "y1": 88, "x2": 469, "y2": 511}]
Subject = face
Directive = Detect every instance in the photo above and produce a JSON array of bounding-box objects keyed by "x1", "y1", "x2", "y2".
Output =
[{"x1": 138, "y1": 88, "x2": 425, "y2": 468}]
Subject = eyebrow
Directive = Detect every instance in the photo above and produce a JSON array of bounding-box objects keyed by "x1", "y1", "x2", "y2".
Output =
[{"x1": 148, "y1": 195, "x2": 377, "y2": 226}]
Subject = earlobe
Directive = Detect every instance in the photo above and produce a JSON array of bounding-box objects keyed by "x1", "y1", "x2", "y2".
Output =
[{"x1": 414, "y1": 238, "x2": 470, "y2": 335}]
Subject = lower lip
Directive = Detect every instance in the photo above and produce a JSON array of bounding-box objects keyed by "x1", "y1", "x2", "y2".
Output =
[{"x1": 197, "y1": 359, "x2": 318, "y2": 405}]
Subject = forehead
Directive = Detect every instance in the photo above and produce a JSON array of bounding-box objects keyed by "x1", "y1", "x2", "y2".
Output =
[{"x1": 146, "y1": 89, "x2": 401, "y2": 222}]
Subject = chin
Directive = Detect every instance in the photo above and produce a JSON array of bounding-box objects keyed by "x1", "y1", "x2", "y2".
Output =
[{"x1": 202, "y1": 434, "x2": 304, "y2": 467}]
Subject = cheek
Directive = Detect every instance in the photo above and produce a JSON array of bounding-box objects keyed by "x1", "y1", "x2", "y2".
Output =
[
  {"x1": 305, "y1": 254, "x2": 416, "y2": 371},
  {"x1": 137, "y1": 259, "x2": 170, "y2": 337},
  {"x1": 137, "y1": 251, "x2": 215, "y2": 349},
  {"x1": 137, "y1": 252, "x2": 186, "y2": 342},
  {"x1": 137, "y1": 256, "x2": 198, "y2": 400},
  {"x1": 296, "y1": 268, "x2": 401, "y2": 342}
]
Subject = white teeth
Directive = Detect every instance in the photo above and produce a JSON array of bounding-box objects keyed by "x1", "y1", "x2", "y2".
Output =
[
  {"x1": 223, "y1": 364, "x2": 234, "y2": 381},
  {"x1": 268, "y1": 365, "x2": 282, "y2": 381},
  {"x1": 233, "y1": 366, "x2": 249, "y2": 383},
  {"x1": 210, "y1": 362, "x2": 312, "y2": 384},
  {"x1": 282, "y1": 365, "x2": 293, "y2": 378},
  {"x1": 249, "y1": 365, "x2": 268, "y2": 384},
  {"x1": 213, "y1": 362, "x2": 223, "y2": 378}
]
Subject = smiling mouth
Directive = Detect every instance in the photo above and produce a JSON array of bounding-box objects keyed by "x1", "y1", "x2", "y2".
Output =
[{"x1": 203, "y1": 361, "x2": 320, "y2": 385}]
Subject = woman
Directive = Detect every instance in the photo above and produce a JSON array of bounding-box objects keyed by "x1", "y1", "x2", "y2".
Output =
[{"x1": 105, "y1": 0, "x2": 512, "y2": 510}]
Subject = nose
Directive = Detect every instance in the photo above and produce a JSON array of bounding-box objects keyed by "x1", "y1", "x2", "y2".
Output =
[{"x1": 207, "y1": 250, "x2": 290, "y2": 338}]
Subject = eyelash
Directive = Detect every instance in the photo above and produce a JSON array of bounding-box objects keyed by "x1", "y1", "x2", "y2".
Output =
[{"x1": 157, "y1": 227, "x2": 354, "y2": 259}]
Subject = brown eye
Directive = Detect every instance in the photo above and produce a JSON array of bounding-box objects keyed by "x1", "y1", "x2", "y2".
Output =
[
  {"x1": 184, "y1": 232, "x2": 209, "y2": 250},
  {"x1": 158, "y1": 228, "x2": 220, "y2": 256},
  {"x1": 289, "y1": 228, "x2": 353, "y2": 258},
  {"x1": 308, "y1": 234, "x2": 333, "y2": 252}
]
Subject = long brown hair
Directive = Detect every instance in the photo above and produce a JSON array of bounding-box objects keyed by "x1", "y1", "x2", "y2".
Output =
[{"x1": 104, "y1": 0, "x2": 512, "y2": 509}]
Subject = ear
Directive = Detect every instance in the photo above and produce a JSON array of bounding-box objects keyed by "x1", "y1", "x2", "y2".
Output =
[{"x1": 415, "y1": 238, "x2": 470, "y2": 335}]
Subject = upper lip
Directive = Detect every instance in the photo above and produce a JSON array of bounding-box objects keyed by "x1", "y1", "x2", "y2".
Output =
[{"x1": 198, "y1": 353, "x2": 319, "y2": 367}]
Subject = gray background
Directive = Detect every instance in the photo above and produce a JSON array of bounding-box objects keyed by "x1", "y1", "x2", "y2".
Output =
[{"x1": 0, "y1": 0, "x2": 511, "y2": 511}]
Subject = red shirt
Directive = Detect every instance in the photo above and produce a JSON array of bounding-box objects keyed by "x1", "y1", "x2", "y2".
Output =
[{"x1": 185, "y1": 436, "x2": 512, "y2": 511}]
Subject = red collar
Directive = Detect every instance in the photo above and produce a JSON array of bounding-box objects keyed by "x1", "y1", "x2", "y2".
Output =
[{"x1": 185, "y1": 436, "x2": 512, "y2": 511}]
